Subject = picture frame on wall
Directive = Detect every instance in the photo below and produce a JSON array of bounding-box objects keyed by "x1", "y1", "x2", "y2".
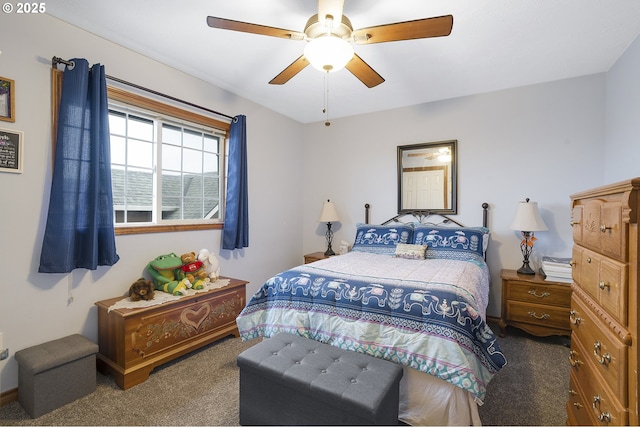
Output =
[
  {"x1": 0, "y1": 76, "x2": 15, "y2": 122},
  {"x1": 0, "y1": 128, "x2": 24, "y2": 173}
]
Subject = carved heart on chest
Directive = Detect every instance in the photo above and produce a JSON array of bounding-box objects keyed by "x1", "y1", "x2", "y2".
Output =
[{"x1": 180, "y1": 304, "x2": 211, "y2": 331}]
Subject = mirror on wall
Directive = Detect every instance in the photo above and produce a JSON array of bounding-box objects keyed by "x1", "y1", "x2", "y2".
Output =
[{"x1": 397, "y1": 140, "x2": 457, "y2": 215}]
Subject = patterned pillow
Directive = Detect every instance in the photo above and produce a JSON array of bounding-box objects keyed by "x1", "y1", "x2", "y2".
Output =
[
  {"x1": 352, "y1": 223, "x2": 414, "y2": 255},
  {"x1": 412, "y1": 225, "x2": 489, "y2": 261},
  {"x1": 394, "y1": 243, "x2": 427, "y2": 259}
]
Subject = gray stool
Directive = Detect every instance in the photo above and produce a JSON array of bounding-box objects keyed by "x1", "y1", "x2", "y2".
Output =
[
  {"x1": 15, "y1": 334, "x2": 98, "y2": 418},
  {"x1": 237, "y1": 332, "x2": 403, "y2": 425}
]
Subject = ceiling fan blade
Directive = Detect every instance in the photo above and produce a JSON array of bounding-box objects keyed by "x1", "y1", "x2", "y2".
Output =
[
  {"x1": 207, "y1": 16, "x2": 305, "y2": 40},
  {"x1": 352, "y1": 15, "x2": 453, "y2": 44},
  {"x1": 317, "y1": 0, "x2": 344, "y2": 30},
  {"x1": 345, "y1": 53, "x2": 385, "y2": 88},
  {"x1": 269, "y1": 55, "x2": 310, "y2": 85}
]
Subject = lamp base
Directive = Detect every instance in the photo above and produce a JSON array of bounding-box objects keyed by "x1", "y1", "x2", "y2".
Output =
[
  {"x1": 517, "y1": 263, "x2": 536, "y2": 275},
  {"x1": 324, "y1": 222, "x2": 335, "y2": 257}
]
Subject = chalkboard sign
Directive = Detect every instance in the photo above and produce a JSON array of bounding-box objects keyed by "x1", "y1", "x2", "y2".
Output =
[{"x1": 0, "y1": 129, "x2": 23, "y2": 173}]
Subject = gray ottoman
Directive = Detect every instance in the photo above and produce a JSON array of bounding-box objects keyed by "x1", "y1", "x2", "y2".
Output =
[
  {"x1": 237, "y1": 332, "x2": 403, "y2": 425},
  {"x1": 15, "y1": 334, "x2": 98, "y2": 418}
]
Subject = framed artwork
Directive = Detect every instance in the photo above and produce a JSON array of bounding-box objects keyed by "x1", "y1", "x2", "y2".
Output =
[
  {"x1": 0, "y1": 76, "x2": 15, "y2": 122},
  {"x1": 0, "y1": 128, "x2": 24, "y2": 173}
]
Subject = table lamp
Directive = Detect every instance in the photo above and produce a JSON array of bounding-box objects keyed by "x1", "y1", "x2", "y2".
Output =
[
  {"x1": 510, "y1": 198, "x2": 548, "y2": 275},
  {"x1": 318, "y1": 199, "x2": 340, "y2": 256}
]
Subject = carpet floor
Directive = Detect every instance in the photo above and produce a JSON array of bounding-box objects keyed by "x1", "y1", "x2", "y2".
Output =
[{"x1": 1, "y1": 323, "x2": 569, "y2": 426}]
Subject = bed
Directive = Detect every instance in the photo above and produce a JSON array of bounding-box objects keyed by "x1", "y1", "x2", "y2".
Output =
[{"x1": 236, "y1": 205, "x2": 506, "y2": 425}]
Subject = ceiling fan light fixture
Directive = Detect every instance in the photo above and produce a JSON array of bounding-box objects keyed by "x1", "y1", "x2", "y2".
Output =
[{"x1": 304, "y1": 35, "x2": 354, "y2": 72}]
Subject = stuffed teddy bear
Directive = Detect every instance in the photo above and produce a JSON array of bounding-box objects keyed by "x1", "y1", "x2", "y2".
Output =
[
  {"x1": 128, "y1": 278, "x2": 155, "y2": 301},
  {"x1": 177, "y1": 251, "x2": 208, "y2": 290},
  {"x1": 146, "y1": 253, "x2": 189, "y2": 295},
  {"x1": 198, "y1": 248, "x2": 220, "y2": 281}
]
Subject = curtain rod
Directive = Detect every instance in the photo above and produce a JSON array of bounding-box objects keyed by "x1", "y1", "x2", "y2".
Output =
[{"x1": 52, "y1": 56, "x2": 236, "y2": 122}]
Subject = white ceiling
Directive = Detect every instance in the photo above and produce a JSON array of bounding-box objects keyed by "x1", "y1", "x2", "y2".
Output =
[{"x1": 46, "y1": 1, "x2": 640, "y2": 124}]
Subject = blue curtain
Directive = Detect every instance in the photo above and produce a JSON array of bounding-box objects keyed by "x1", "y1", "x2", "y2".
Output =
[
  {"x1": 222, "y1": 115, "x2": 249, "y2": 249},
  {"x1": 39, "y1": 59, "x2": 119, "y2": 273}
]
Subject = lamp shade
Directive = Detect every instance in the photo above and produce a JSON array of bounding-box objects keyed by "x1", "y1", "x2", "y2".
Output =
[
  {"x1": 510, "y1": 199, "x2": 548, "y2": 231},
  {"x1": 304, "y1": 36, "x2": 354, "y2": 72},
  {"x1": 318, "y1": 200, "x2": 340, "y2": 222}
]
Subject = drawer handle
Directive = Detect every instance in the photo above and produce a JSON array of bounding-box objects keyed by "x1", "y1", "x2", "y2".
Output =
[
  {"x1": 568, "y1": 389, "x2": 578, "y2": 396},
  {"x1": 528, "y1": 311, "x2": 550, "y2": 320},
  {"x1": 598, "y1": 412, "x2": 612, "y2": 424},
  {"x1": 570, "y1": 220, "x2": 580, "y2": 226},
  {"x1": 572, "y1": 402, "x2": 584, "y2": 409},
  {"x1": 598, "y1": 281, "x2": 610, "y2": 290},
  {"x1": 569, "y1": 350, "x2": 583, "y2": 367},
  {"x1": 600, "y1": 224, "x2": 612, "y2": 233},
  {"x1": 586, "y1": 257, "x2": 592, "y2": 263},
  {"x1": 592, "y1": 395, "x2": 612, "y2": 424},
  {"x1": 593, "y1": 341, "x2": 611, "y2": 365},
  {"x1": 528, "y1": 289, "x2": 550, "y2": 298},
  {"x1": 570, "y1": 310, "x2": 581, "y2": 326}
]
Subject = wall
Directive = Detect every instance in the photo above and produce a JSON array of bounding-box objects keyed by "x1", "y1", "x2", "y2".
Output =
[
  {"x1": 604, "y1": 34, "x2": 640, "y2": 181},
  {"x1": 1, "y1": 12, "x2": 639, "y2": 397},
  {"x1": 0, "y1": 14, "x2": 304, "y2": 393},
  {"x1": 302, "y1": 74, "x2": 607, "y2": 318}
]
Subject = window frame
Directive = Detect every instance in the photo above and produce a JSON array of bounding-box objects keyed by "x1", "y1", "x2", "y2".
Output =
[
  {"x1": 107, "y1": 87, "x2": 230, "y2": 235},
  {"x1": 51, "y1": 68, "x2": 230, "y2": 235}
]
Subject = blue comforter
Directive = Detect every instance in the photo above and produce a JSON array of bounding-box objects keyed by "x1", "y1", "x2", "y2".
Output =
[{"x1": 236, "y1": 252, "x2": 506, "y2": 403}]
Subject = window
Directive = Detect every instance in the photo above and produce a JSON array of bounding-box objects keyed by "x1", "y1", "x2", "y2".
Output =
[
  {"x1": 51, "y1": 71, "x2": 231, "y2": 235},
  {"x1": 107, "y1": 87, "x2": 230, "y2": 235}
]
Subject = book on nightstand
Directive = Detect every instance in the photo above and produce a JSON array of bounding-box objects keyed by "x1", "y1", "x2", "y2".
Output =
[{"x1": 540, "y1": 256, "x2": 573, "y2": 283}]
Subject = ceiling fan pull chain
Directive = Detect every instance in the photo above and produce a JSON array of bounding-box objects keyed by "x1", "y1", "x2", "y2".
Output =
[{"x1": 324, "y1": 71, "x2": 331, "y2": 126}]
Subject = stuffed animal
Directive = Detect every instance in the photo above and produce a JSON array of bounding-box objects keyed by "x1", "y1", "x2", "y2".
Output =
[
  {"x1": 128, "y1": 278, "x2": 155, "y2": 301},
  {"x1": 198, "y1": 248, "x2": 220, "y2": 281},
  {"x1": 146, "y1": 253, "x2": 189, "y2": 296},
  {"x1": 177, "y1": 252, "x2": 208, "y2": 290}
]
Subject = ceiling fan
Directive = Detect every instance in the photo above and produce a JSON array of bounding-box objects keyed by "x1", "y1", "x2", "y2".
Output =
[{"x1": 206, "y1": 0, "x2": 453, "y2": 88}]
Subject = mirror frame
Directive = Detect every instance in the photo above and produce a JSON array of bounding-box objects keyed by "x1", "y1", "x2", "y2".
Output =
[{"x1": 397, "y1": 139, "x2": 458, "y2": 215}]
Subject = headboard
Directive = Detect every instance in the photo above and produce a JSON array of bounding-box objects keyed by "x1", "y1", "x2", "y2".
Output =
[{"x1": 365, "y1": 203, "x2": 489, "y2": 228}]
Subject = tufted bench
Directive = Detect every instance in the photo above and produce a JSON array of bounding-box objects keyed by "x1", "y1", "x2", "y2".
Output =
[
  {"x1": 15, "y1": 334, "x2": 98, "y2": 418},
  {"x1": 237, "y1": 332, "x2": 403, "y2": 425}
]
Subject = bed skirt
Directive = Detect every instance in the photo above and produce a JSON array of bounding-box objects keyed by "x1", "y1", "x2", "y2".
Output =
[{"x1": 400, "y1": 366, "x2": 481, "y2": 425}]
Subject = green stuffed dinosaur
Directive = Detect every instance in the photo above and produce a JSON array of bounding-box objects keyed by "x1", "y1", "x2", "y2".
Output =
[{"x1": 146, "y1": 253, "x2": 189, "y2": 296}]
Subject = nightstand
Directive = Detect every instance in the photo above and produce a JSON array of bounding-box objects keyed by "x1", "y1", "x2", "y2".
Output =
[
  {"x1": 304, "y1": 252, "x2": 330, "y2": 264},
  {"x1": 499, "y1": 269, "x2": 572, "y2": 338}
]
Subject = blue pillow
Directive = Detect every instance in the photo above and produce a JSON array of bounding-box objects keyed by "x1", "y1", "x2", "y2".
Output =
[
  {"x1": 412, "y1": 225, "x2": 489, "y2": 261},
  {"x1": 352, "y1": 223, "x2": 414, "y2": 255}
]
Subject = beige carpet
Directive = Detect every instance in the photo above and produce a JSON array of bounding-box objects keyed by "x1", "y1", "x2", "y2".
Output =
[{"x1": 1, "y1": 324, "x2": 569, "y2": 426}]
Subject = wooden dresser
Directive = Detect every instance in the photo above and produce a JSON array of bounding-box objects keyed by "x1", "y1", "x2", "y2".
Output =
[
  {"x1": 566, "y1": 178, "x2": 639, "y2": 426},
  {"x1": 95, "y1": 277, "x2": 247, "y2": 389},
  {"x1": 499, "y1": 269, "x2": 572, "y2": 338}
]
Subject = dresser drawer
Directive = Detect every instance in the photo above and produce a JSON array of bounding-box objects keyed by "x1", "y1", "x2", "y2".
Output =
[
  {"x1": 569, "y1": 336, "x2": 627, "y2": 425},
  {"x1": 505, "y1": 300, "x2": 570, "y2": 330},
  {"x1": 599, "y1": 258, "x2": 628, "y2": 325},
  {"x1": 506, "y1": 281, "x2": 572, "y2": 306},
  {"x1": 567, "y1": 369, "x2": 597, "y2": 426},
  {"x1": 570, "y1": 294, "x2": 628, "y2": 402},
  {"x1": 574, "y1": 247, "x2": 628, "y2": 325},
  {"x1": 574, "y1": 198, "x2": 626, "y2": 262}
]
